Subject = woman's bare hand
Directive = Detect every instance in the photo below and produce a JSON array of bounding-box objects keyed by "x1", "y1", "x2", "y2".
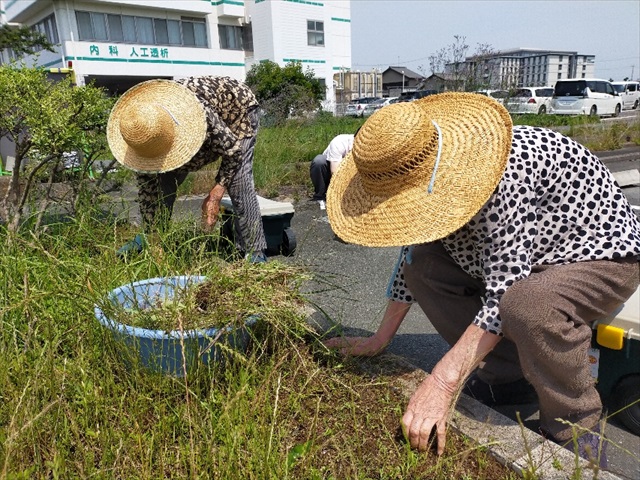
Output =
[{"x1": 323, "y1": 335, "x2": 387, "y2": 357}]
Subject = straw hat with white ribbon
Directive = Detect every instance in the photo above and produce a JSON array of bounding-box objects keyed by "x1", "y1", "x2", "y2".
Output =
[{"x1": 326, "y1": 92, "x2": 513, "y2": 247}]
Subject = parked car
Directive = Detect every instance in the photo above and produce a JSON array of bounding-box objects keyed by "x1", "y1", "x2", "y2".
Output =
[
  {"x1": 362, "y1": 103, "x2": 379, "y2": 117},
  {"x1": 398, "y1": 90, "x2": 438, "y2": 102},
  {"x1": 549, "y1": 78, "x2": 622, "y2": 117},
  {"x1": 364, "y1": 96, "x2": 400, "y2": 115},
  {"x1": 345, "y1": 97, "x2": 379, "y2": 117},
  {"x1": 378, "y1": 96, "x2": 399, "y2": 107},
  {"x1": 612, "y1": 81, "x2": 640, "y2": 110},
  {"x1": 504, "y1": 87, "x2": 554, "y2": 114},
  {"x1": 473, "y1": 89, "x2": 510, "y2": 104}
]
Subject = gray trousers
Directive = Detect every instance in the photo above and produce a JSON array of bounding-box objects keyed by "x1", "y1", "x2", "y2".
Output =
[
  {"x1": 136, "y1": 109, "x2": 267, "y2": 254},
  {"x1": 404, "y1": 241, "x2": 639, "y2": 441},
  {"x1": 309, "y1": 153, "x2": 330, "y2": 201}
]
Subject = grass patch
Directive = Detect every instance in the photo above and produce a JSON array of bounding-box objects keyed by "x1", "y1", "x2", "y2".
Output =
[
  {"x1": 510, "y1": 113, "x2": 601, "y2": 128},
  {"x1": 0, "y1": 207, "x2": 521, "y2": 479},
  {"x1": 254, "y1": 115, "x2": 364, "y2": 199}
]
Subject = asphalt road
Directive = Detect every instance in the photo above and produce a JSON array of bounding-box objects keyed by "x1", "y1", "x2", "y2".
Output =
[{"x1": 279, "y1": 145, "x2": 640, "y2": 480}]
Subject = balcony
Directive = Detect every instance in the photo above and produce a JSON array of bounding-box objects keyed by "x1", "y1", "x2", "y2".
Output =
[{"x1": 215, "y1": 0, "x2": 245, "y2": 19}]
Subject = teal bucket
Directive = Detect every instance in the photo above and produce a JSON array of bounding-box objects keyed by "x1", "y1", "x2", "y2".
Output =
[{"x1": 94, "y1": 276, "x2": 256, "y2": 376}]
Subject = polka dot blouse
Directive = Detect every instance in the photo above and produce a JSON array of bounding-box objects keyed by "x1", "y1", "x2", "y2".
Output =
[{"x1": 386, "y1": 126, "x2": 640, "y2": 336}]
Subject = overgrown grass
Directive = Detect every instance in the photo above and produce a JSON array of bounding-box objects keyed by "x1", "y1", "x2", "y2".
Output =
[{"x1": 0, "y1": 208, "x2": 517, "y2": 479}]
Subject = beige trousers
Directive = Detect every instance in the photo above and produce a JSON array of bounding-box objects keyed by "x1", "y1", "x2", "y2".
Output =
[{"x1": 404, "y1": 241, "x2": 639, "y2": 441}]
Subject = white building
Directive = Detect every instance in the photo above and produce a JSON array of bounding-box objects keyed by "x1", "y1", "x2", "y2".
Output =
[
  {"x1": 460, "y1": 48, "x2": 597, "y2": 89},
  {"x1": 0, "y1": 0, "x2": 351, "y2": 109}
]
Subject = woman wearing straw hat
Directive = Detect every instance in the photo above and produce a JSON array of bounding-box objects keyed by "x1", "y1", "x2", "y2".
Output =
[
  {"x1": 107, "y1": 76, "x2": 267, "y2": 262},
  {"x1": 324, "y1": 93, "x2": 640, "y2": 467}
]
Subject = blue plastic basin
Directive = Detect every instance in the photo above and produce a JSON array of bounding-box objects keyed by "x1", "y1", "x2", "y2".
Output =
[{"x1": 94, "y1": 276, "x2": 256, "y2": 376}]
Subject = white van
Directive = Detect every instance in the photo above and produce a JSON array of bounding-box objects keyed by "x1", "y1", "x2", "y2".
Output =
[
  {"x1": 612, "y1": 81, "x2": 640, "y2": 110},
  {"x1": 549, "y1": 78, "x2": 622, "y2": 117}
]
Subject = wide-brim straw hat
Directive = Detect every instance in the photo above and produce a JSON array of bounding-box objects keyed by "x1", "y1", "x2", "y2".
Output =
[
  {"x1": 327, "y1": 92, "x2": 513, "y2": 247},
  {"x1": 107, "y1": 79, "x2": 207, "y2": 173}
]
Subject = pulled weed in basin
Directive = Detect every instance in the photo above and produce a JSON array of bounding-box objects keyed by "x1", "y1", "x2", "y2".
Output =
[{"x1": 101, "y1": 262, "x2": 309, "y2": 332}]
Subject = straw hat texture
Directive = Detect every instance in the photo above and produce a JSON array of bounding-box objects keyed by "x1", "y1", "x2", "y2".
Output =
[
  {"x1": 326, "y1": 92, "x2": 513, "y2": 247},
  {"x1": 107, "y1": 79, "x2": 207, "y2": 173}
]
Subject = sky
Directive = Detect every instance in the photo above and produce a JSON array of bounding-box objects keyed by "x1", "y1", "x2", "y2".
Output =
[{"x1": 350, "y1": 0, "x2": 640, "y2": 82}]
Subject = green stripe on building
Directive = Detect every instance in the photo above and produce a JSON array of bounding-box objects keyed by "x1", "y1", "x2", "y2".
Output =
[
  {"x1": 68, "y1": 56, "x2": 244, "y2": 67},
  {"x1": 43, "y1": 59, "x2": 63, "y2": 68},
  {"x1": 211, "y1": 0, "x2": 245, "y2": 6},
  {"x1": 331, "y1": 17, "x2": 350, "y2": 22},
  {"x1": 283, "y1": 58, "x2": 326, "y2": 64},
  {"x1": 284, "y1": 0, "x2": 323, "y2": 6}
]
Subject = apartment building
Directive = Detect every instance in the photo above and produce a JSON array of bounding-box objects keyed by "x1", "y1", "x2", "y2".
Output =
[
  {"x1": 460, "y1": 48, "x2": 596, "y2": 89},
  {"x1": 0, "y1": 0, "x2": 351, "y2": 108}
]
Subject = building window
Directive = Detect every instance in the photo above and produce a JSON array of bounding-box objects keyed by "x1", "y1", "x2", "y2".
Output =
[
  {"x1": 135, "y1": 17, "x2": 154, "y2": 44},
  {"x1": 307, "y1": 20, "x2": 324, "y2": 46},
  {"x1": 75, "y1": 11, "x2": 208, "y2": 47},
  {"x1": 559, "y1": 55, "x2": 563, "y2": 62},
  {"x1": 558, "y1": 72, "x2": 562, "y2": 79},
  {"x1": 181, "y1": 17, "x2": 207, "y2": 47},
  {"x1": 242, "y1": 24, "x2": 253, "y2": 52},
  {"x1": 558, "y1": 64, "x2": 562, "y2": 71},
  {"x1": 32, "y1": 14, "x2": 59, "y2": 47},
  {"x1": 218, "y1": 25, "x2": 243, "y2": 50},
  {"x1": 317, "y1": 77, "x2": 326, "y2": 99}
]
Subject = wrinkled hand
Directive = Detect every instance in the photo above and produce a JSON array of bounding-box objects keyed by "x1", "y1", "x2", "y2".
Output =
[
  {"x1": 401, "y1": 373, "x2": 458, "y2": 455},
  {"x1": 323, "y1": 336, "x2": 387, "y2": 357},
  {"x1": 202, "y1": 184, "x2": 225, "y2": 232}
]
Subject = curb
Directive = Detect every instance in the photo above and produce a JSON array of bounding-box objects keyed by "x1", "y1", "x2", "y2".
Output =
[{"x1": 354, "y1": 352, "x2": 622, "y2": 480}]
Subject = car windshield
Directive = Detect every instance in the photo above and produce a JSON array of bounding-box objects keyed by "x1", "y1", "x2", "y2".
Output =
[
  {"x1": 535, "y1": 88, "x2": 554, "y2": 97},
  {"x1": 512, "y1": 89, "x2": 532, "y2": 98},
  {"x1": 490, "y1": 91, "x2": 509, "y2": 99},
  {"x1": 555, "y1": 80, "x2": 587, "y2": 96},
  {"x1": 612, "y1": 84, "x2": 625, "y2": 93}
]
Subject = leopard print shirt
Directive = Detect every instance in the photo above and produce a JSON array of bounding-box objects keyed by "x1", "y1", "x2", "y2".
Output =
[{"x1": 174, "y1": 76, "x2": 259, "y2": 187}]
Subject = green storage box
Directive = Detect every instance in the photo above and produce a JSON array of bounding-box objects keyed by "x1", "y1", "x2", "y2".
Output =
[{"x1": 220, "y1": 195, "x2": 296, "y2": 256}]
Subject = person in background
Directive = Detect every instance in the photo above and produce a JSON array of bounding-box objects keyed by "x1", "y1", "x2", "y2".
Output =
[
  {"x1": 107, "y1": 76, "x2": 268, "y2": 263},
  {"x1": 309, "y1": 131, "x2": 358, "y2": 206},
  {"x1": 324, "y1": 93, "x2": 640, "y2": 469}
]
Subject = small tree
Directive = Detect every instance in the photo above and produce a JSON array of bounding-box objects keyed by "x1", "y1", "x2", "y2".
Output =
[
  {"x1": 0, "y1": 24, "x2": 54, "y2": 59},
  {"x1": 0, "y1": 64, "x2": 115, "y2": 231},
  {"x1": 422, "y1": 36, "x2": 498, "y2": 92},
  {"x1": 245, "y1": 61, "x2": 324, "y2": 125}
]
